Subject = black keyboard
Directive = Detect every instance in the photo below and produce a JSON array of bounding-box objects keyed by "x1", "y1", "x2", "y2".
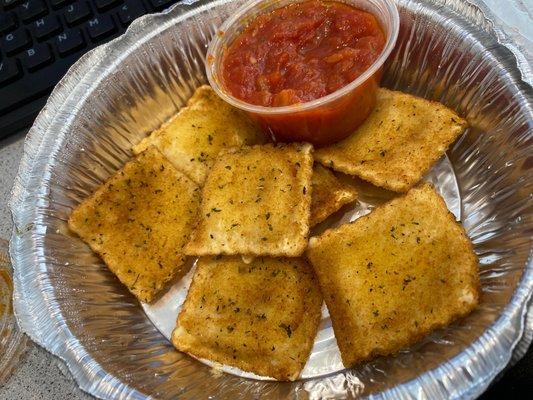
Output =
[{"x1": 0, "y1": 0, "x2": 182, "y2": 140}]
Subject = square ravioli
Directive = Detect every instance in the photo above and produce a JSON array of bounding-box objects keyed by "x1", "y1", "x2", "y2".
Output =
[
  {"x1": 172, "y1": 256, "x2": 322, "y2": 380},
  {"x1": 132, "y1": 85, "x2": 266, "y2": 185},
  {"x1": 315, "y1": 88, "x2": 467, "y2": 192},
  {"x1": 306, "y1": 184, "x2": 479, "y2": 367},
  {"x1": 68, "y1": 147, "x2": 201, "y2": 303},
  {"x1": 185, "y1": 143, "x2": 313, "y2": 257},
  {"x1": 310, "y1": 164, "x2": 358, "y2": 226}
]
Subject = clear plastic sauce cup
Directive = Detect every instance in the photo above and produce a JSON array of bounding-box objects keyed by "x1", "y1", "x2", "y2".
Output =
[{"x1": 207, "y1": 0, "x2": 400, "y2": 147}]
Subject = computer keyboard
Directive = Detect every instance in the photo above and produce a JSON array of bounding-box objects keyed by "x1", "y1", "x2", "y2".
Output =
[{"x1": 0, "y1": 0, "x2": 183, "y2": 140}]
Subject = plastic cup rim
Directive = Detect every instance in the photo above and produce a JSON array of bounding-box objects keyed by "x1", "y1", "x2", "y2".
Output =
[{"x1": 206, "y1": 0, "x2": 400, "y2": 115}]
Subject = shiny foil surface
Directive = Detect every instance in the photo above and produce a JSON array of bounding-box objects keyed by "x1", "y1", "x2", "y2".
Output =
[{"x1": 9, "y1": 0, "x2": 532, "y2": 399}]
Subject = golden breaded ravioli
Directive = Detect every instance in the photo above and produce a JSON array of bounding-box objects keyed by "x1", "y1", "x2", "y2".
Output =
[
  {"x1": 310, "y1": 164, "x2": 358, "y2": 226},
  {"x1": 185, "y1": 143, "x2": 313, "y2": 257},
  {"x1": 172, "y1": 256, "x2": 322, "y2": 380},
  {"x1": 315, "y1": 89, "x2": 467, "y2": 192},
  {"x1": 132, "y1": 85, "x2": 266, "y2": 185},
  {"x1": 68, "y1": 147, "x2": 201, "y2": 303},
  {"x1": 306, "y1": 184, "x2": 479, "y2": 367}
]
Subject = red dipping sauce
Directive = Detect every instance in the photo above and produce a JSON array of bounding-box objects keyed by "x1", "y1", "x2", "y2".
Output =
[{"x1": 222, "y1": 0, "x2": 385, "y2": 108}]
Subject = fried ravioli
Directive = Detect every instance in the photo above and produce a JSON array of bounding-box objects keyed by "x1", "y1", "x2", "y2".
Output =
[
  {"x1": 185, "y1": 143, "x2": 313, "y2": 257},
  {"x1": 310, "y1": 164, "x2": 358, "y2": 226},
  {"x1": 172, "y1": 256, "x2": 322, "y2": 380},
  {"x1": 132, "y1": 85, "x2": 266, "y2": 185},
  {"x1": 68, "y1": 147, "x2": 201, "y2": 303},
  {"x1": 306, "y1": 183, "x2": 479, "y2": 367},
  {"x1": 315, "y1": 89, "x2": 467, "y2": 192}
]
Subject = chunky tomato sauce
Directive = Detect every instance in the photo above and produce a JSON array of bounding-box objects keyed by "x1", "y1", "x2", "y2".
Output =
[{"x1": 222, "y1": 0, "x2": 385, "y2": 107}]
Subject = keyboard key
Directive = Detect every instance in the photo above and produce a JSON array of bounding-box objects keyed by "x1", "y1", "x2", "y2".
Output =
[
  {"x1": 55, "y1": 28, "x2": 84, "y2": 56},
  {"x1": 32, "y1": 15, "x2": 62, "y2": 40},
  {"x1": 95, "y1": 0, "x2": 121, "y2": 11},
  {"x1": 64, "y1": 2, "x2": 92, "y2": 26},
  {"x1": 149, "y1": 0, "x2": 174, "y2": 11},
  {"x1": 50, "y1": 0, "x2": 72, "y2": 9},
  {"x1": 117, "y1": 0, "x2": 145, "y2": 26},
  {"x1": 0, "y1": 58, "x2": 21, "y2": 85},
  {"x1": 1, "y1": 28, "x2": 31, "y2": 55},
  {"x1": 21, "y1": 43, "x2": 53, "y2": 71},
  {"x1": 86, "y1": 15, "x2": 116, "y2": 41},
  {"x1": 0, "y1": 12, "x2": 17, "y2": 34},
  {"x1": 0, "y1": 0, "x2": 183, "y2": 140},
  {"x1": 17, "y1": 0, "x2": 48, "y2": 23},
  {"x1": 2, "y1": 0, "x2": 22, "y2": 9}
]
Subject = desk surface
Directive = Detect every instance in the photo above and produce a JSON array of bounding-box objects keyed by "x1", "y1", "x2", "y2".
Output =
[{"x1": 0, "y1": 1, "x2": 531, "y2": 398}]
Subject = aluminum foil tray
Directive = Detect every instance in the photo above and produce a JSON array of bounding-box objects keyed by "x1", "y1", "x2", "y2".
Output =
[{"x1": 9, "y1": 0, "x2": 532, "y2": 398}]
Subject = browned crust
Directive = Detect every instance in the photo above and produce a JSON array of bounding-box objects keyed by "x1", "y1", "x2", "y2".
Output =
[
  {"x1": 315, "y1": 89, "x2": 468, "y2": 192},
  {"x1": 185, "y1": 143, "x2": 313, "y2": 257},
  {"x1": 172, "y1": 256, "x2": 323, "y2": 380},
  {"x1": 68, "y1": 146, "x2": 201, "y2": 303},
  {"x1": 306, "y1": 183, "x2": 479, "y2": 367},
  {"x1": 132, "y1": 85, "x2": 266, "y2": 185},
  {"x1": 310, "y1": 164, "x2": 358, "y2": 226}
]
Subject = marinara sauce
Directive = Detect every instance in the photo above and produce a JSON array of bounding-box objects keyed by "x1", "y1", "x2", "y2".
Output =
[{"x1": 221, "y1": 0, "x2": 385, "y2": 108}]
